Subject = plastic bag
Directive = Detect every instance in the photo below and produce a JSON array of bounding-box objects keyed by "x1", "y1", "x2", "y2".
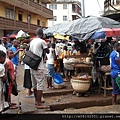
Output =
[
  {"x1": 53, "y1": 73, "x2": 64, "y2": 85},
  {"x1": 116, "y1": 76, "x2": 120, "y2": 89},
  {"x1": 91, "y1": 67, "x2": 97, "y2": 83},
  {"x1": 12, "y1": 80, "x2": 18, "y2": 96}
]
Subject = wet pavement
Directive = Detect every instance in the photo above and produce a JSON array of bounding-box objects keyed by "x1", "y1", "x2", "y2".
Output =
[{"x1": 2, "y1": 63, "x2": 120, "y2": 114}]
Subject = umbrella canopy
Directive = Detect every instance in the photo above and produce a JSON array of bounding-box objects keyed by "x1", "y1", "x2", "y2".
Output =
[
  {"x1": 44, "y1": 16, "x2": 120, "y2": 41},
  {"x1": 9, "y1": 34, "x2": 17, "y2": 39},
  {"x1": 8, "y1": 30, "x2": 30, "y2": 39},
  {"x1": 53, "y1": 33, "x2": 69, "y2": 40},
  {"x1": 90, "y1": 28, "x2": 120, "y2": 39},
  {"x1": 7, "y1": 30, "x2": 19, "y2": 38}
]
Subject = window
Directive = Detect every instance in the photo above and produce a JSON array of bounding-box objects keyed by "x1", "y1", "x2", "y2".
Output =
[
  {"x1": 37, "y1": 19, "x2": 40, "y2": 25},
  {"x1": 53, "y1": 4, "x2": 57, "y2": 10},
  {"x1": 49, "y1": 4, "x2": 57, "y2": 10},
  {"x1": 49, "y1": 4, "x2": 52, "y2": 10},
  {"x1": 53, "y1": 16, "x2": 57, "y2": 21},
  {"x1": 63, "y1": 16, "x2": 67, "y2": 21},
  {"x1": 63, "y1": 4, "x2": 67, "y2": 9},
  {"x1": 18, "y1": 13, "x2": 22, "y2": 21},
  {"x1": 5, "y1": 8, "x2": 14, "y2": 19}
]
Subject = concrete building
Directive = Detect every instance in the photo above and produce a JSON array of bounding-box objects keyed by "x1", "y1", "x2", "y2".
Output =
[
  {"x1": 0, "y1": 0, "x2": 53, "y2": 37},
  {"x1": 103, "y1": 0, "x2": 120, "y2": 22},
  {"x1": 47, "y1": 0, "x2": 82, "y2": 27}
]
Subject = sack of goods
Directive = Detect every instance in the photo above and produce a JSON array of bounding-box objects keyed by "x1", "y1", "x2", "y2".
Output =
[{"x1": 53, "y1": 73, "x2": 65, "y2": 89}]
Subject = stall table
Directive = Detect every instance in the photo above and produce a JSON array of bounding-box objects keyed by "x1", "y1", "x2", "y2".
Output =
[{"x1": 74, "y1": 62, "x2": 93, "y2": 75}]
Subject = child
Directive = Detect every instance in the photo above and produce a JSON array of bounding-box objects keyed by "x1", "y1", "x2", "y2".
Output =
[
  {"x1": 46, "y1": 43, "x2": 57, "y2": 89},
  {"x1": 23, "y1": 46, "x2": 33, "y2": 97},
  {"x1": 23, "y1": 64, "x2": 34, "y2": 97},
  {"x1": 6, "y1": 49, "x2": 18, "y2": 109},
  {"x1": 0, "y1": 50, "x2": 9, "y2": 113}
]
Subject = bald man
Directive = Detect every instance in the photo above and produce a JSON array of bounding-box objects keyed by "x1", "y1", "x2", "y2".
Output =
[{"x1": 30, "y1": 28, "x2": 49, "y2": 109}]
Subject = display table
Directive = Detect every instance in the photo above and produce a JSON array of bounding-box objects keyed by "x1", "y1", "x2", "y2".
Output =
[{"x1": 74, "y1": 62, "x2": 93, "y2": 75}]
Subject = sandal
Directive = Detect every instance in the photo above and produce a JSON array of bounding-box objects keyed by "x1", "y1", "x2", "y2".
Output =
[
  {"x1": 10, "y1": 105, "x2": 18, "y2": 109},
  {"x1": 49, "y1": 85, "x2": 54, "y2": 89},
  {"x1": 36, "y1": 105, "x2": 49, "y2": 109}
]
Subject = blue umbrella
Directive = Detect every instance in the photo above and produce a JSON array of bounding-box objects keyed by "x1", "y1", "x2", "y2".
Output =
[
  {"x1": 71, "y1": 36, "x2": 79, "y2": 41},
  {"x1": 90, "y1": 29, "x2": 106, "y2": 39}
]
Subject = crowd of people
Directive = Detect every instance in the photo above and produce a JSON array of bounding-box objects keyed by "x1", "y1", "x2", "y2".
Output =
[
  {"x1": 0, "y1": 27, "x2": 120, "y2": 113},
  {"x1": 0, "y1": 28, "x2": 80, "y2": 113}
]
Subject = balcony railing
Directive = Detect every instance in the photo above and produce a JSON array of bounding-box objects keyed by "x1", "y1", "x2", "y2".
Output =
[
  {"x1": 0, "y1": 16, "x2": 44, "y2": 33},
  {"x1": 19, "y1": 0, "x2": 53, "y2": 18},
  {"x1": 19, "y1": 0, "x2": 28, "y2": 4},
  {"x1": 0, "y1": 0, "x2": 53, "y2": 19}
]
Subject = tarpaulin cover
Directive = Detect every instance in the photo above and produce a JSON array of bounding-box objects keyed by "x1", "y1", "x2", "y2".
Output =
[{"x1": 44, "y1": 16, "x2": 120, "y2": 41}]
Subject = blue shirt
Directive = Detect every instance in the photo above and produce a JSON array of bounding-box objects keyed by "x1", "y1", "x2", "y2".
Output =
[
  {"x1": 3, "y1": 43, "x2": 12, "y2": 49},
  {"x1": 10, "y1": 46, "x2": 18, "y2": 66},
  {"x1": 110, "y1": 50, "x2": 120, "y2": 77}
]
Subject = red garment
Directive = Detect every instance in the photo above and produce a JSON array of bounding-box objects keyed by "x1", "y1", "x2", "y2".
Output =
[
  {"x1": 6, "y1": 58, "x2": 15, "y2": 95},
  {"x1": 6, "y1": 58, "x2": 15, "y2": 80}
]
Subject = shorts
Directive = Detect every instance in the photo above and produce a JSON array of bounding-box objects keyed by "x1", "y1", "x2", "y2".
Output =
[
  {"x1": 31, "y1": 69, "x2": 45, "y2": 90},
  {"x1": 112, "y1": 77, "x2": 120, "y2": 95},
  {"x1": 64, "y1": 67, "x2": 69, "y2": 72},
  {"x1": 46, "y1": 64, "x2": 54, "y2": 77}
]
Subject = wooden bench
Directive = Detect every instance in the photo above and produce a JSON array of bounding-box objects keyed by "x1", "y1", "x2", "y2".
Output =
[{"x1": 98, "y1": 72, "x2": 113, "y2": 97}]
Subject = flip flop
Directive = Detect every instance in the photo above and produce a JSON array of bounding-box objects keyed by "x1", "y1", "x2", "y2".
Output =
[
  {"x1": 35, "y1": 100, "x2": 45, "y2": 105},
  {"x1": 26, "y1": 94, "x2": 34, "y2": 98},
  {"x1": 36, "y1": 105, "x2": 49, "y2": 109},
  {"x1": 10, "y1": 105, "x2": 18, "y2": 109}
]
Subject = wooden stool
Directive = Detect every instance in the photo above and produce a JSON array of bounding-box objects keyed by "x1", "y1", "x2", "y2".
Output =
[{"x1": 98, "y1": 72, "x2": 113, "y2": 97}]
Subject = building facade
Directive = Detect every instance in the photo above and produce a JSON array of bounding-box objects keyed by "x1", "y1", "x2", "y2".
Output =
[
  {"x1": 0, "y1": 0, "x2": 53, "y2": 37},
  {"x1": 47, "y1": 0, "x2": 81, "y2": 27},
  {"x1": 103, "y1": 0, "x2": 120, "y2": 22}
]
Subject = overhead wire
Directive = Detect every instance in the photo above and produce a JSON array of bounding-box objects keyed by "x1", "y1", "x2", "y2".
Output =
[{"x1": 97, "y1": 0, "x2": 103, "y2": 11}]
